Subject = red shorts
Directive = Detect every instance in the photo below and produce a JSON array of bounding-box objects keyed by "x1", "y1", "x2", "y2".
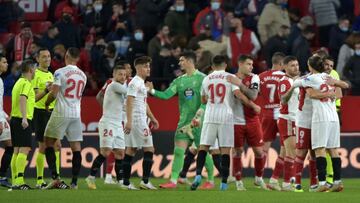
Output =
[
  {"x1": 296, "y1": 126, "x2": 311, "y2": 149},
  {"x1": 278, "y1": 118, "x2": 295, "y2": 146},
  {"x1": 234, "y1": 120, "x2": 264, "y2": 148},
  {"x1": 261, "y1": 117, "x2": 278, "y2": 142}
]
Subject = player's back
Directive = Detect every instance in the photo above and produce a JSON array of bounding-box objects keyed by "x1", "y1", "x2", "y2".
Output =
[
  {"x1": 259, "y1": 70, "x2": 284, "y2": 119},
  {"x1": 53, "y1": 65, "x2": 87, "y2": 118},
  {"x1": 127, "y1": 76, "x2": 147, "y2": 122},
  {"x1": 202, "y1": 70, "x2": 237, "y2": 124},
  {"x1": 102, "y1": 82, "x2": 127, "y2": 120}
]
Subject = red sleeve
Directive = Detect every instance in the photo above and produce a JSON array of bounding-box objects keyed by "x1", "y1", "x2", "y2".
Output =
[{"x1": 278, "y1": 79, "x2": 291, "y2": 96}]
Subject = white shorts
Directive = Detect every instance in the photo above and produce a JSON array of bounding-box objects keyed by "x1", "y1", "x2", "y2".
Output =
[
  {"x1": 98, "y1": 119, "x2": 125, "y2": 149},
  {"x1": 44, "y1": 116, "x2": 83, "y2": 142},
  {"x1": 200, "y1": 123, "x2": 234, "y2": 147},
  {"x1": 125, "y1": 120, "x2": 153, "y2": 148},
  {"x1": 0, "y1": 121, "x2": 11, "y2": 142},
  {"x1": 311, "y1": 121, "x2": 340, "y2": 149}
]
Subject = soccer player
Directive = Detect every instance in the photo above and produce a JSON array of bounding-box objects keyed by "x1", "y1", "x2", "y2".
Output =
[
  {"x1": 9, "y1": 59, "x2": 36, "y2": 190},
  {"x1": 44, "y1": 47, "x2": 87, "y2": 189},
  {"x1": 227, "y1": 55, "x2": 267, "y2": 190},
  {"x1": 148, "y1": 51, "x2": 217, "y2": 189},
  {"x1": 32, "y1": 48, "x2": 61, "y2": 189},
  {"x1": 270, "y1": 56, "x2": 300, "y2": 191},
  {"x1": 0, "y1": 54, "x2": 13, "y2": 188},
  {"x1": 86, "y1": 65, "x2": 128, "y2": 189},
  {"x1": 191, "y1": 55, "x2": 260, "y2": 191},
  {"x1": 258, "y1": 52, "x2": 286, "y2": 188},
  {"x1": 293, "y1": 55, "x2": 348, "y2": 192},
  {"x1": 122, "y1": 56, "x2": 159, "y2": 190}
]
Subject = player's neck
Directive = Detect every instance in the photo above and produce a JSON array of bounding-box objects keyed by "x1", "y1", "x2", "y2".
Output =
[
  {"x1": 22, "y1": 73, "x2": 31, "y2": 80},
  {"x1": 236, "y1": 72, "x2": 246, "y2": 79},
  {"x1": 271, "y1": 65, "x2": 282, "y2": 71},
  {"x1": 185, "y1": 67, "x2": 196, "y2": 75},
  {"x1": 38, "y1": 66, "x2": 48, "y2": 72},
  {"x1": 136, "y1": 74, "x2": 146, "y2": 80}
]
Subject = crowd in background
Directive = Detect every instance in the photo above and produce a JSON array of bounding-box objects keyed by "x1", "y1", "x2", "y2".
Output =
[{"x1": 1, "y1": 0, "x2": 360, "y2": 95}]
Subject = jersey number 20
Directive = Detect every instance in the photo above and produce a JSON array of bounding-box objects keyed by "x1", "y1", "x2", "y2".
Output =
[{"x1": 64, "y1": 79, "x2": 85, "y2": 99}]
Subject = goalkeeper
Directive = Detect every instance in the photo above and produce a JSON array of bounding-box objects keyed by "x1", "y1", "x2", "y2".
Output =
[{"x1": 147, "y1": 52, "x2": 219, "y2": 189}]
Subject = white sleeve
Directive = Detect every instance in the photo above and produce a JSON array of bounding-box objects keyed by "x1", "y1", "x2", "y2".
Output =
[
  {"x1": 112, "y1": 83, "x2": 128, "y2": 94},
  {"x1": 201, "y1": 79, "x2": 207, "y2": 97},
  {"x1": 292, "y1": 79, "x2": 303, "y2": 88},
  {"x1": 227, "y1": 37, "x2": 232, "y2": 59},
  {"x1": 250, "y1": 74, "x2": 260, "y2": 90},
  {"x1": 127, "y1": 80, "x2": 138, "y2": 97},
  {"x1": 53, "y1": 70, "x2": 62, "y2": 86},
  {"x1": 250, "y1": 32, "x2": 261, "y2": 56}
]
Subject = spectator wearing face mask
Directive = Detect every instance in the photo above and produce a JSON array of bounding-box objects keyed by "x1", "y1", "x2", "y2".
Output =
[
  {"x1": 127, "y1": 28, "x2": 147, "y2": 65},
  {"x1": 107, "y1": 2, "x2": 132, "y2": 33},
  {"x1": 234, "y1": 0, "x2": 268, "y2": 33},
  {"x1": 84, "y1": 0, "x2": 108, "y2": 36},
  {"x1": 337, "y1": 33, "x2": 360, "y2": 79},
  {"x1": 328, "y1": 16, "x2": 351, "y2": 63},
  {"x1": 39, "y1": 25, "x2": 60, "y2": 53},
  {"x1": 343, "y1": 42, "x2": 360, "y2": 95},
  {"x1": 54, "y1": 0, "x2": 80, "y2": 24},
  {"x1": 164, "y1": 0, "x2": 191, "y2": 39},
  {"x1": 55, "y1": 6, "x2": 81, "y2": 48},
  {"x1": 148, "y1": 25, "x2": 171, "y2": 59},
  {"x1": 193, "y1": 0, "x2": 225, "y2": 40},
  {"x1": 50, "y1": 43, "x2": 66, "y2": 72}
]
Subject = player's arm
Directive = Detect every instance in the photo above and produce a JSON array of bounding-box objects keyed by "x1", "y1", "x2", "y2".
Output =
[
  {"x1": 45, "y1": 84, "x2": 60, "y2": 110},
  {"x1": 95, "y1": 90, "x2": 104, "y2": 106},
  {"x1": 146, "y1": 104, "x2": 159, "y2": 129},
  {"x1": 148, "y1": 80, "x2": 177, "y2": 99},
  {"x1": 233, "y1": 89, "x2": 261, "y2": 113},
  {"x1": 19, "y1": 95, "x2": 29, "y2": 129},
  {"x1": 279, "y1": 80, "x2": 294, "y2": 104},
  {"x1": 113, "y1": 83, "x2": 128, "y2": 94},
  {"x1": 325, "y1": 77, "x2": 350, "y2": 89},
  {"x1": 124, "y1": 95, "x2": 134, "y2": 134},
  {"x1": 305, "y1": 88, "x2": 336, "y2": 99},
  {"x1": 227, "y1": 75, "x2": 258, "y2": 100}
]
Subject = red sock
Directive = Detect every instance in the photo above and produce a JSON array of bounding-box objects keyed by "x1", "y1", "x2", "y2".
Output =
[
  {"x1": 271, "y1": 156, "x2": 284, "y2": 180},
  {"x1": 309, "y1": 159, "x2": 318, "y2": 186},
  {"x1": 233, "y1": 156, "x2": 242, "y2": 181},
  {"x1": 106, "y1": 152, "x2": 115, "y2": 174},
  {"x1": 255, "y1": 155, "x2": 264, "y2": 177},
  {"x1": 284, "y1": 156, "x2": 294, "y2": 183},
  {"x1": 294, "y1": 156, "x2": 305, "y2": 185}
]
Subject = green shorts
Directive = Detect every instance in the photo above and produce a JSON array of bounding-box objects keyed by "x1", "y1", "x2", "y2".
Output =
[{"x1": 174, "y1": 127, "x2": 201, "y2": 147}]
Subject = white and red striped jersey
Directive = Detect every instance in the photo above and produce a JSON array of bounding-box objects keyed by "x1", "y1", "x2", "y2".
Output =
[
  {"x1": 100, "y1": 79, "x2": 113, "y2": 94},
  {"x1": 201, "y1": 70, "x2": 239, "y2": 124},
  {"x1": 102, "y1": 82, "x2": 127, "y2": 120},
  {"x1": 126, "y1": 75, "x2": 147, "y2": 124},
  {"x1": 278, "y1": 76, "x2": 299, "y2": 121},
  {"x1": 233, "y1": 73, "x2": 260, "y2": 125},
  {"x1": 300, "y1": 73, "x2": 338, "y2": 122},
  {"x1": 259, "y1": 70, "x2": 285, "y2": 119},
  {"x1": 0, "y1": 78, "x2": 6, "y2": 122},
  {"x1": 52, "y1": 65, "x2": 87, "y2": 118},
  {"x1": 293, "y1": 75, "x2": 313, "y2": 128}
]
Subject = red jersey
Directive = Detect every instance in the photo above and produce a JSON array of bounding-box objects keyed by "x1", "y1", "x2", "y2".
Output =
[
  {"x1": 278, "y1": 76, "x2": 299, "y2": 121},
  {"x1": 259, "y1": 70, "x2": 284, "y2": 119}
]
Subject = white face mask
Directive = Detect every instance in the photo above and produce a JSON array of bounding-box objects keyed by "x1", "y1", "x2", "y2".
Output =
[
  {"x1": 71, "y1": 0, "x2": 79, "y2": 5},
  {"x1": 355, "y1": 50, "x2": 360, "y2": 56},
  {"x1": 175, "y1": 5, "x2": 185, "y2": 12},
  {"x1": 211, "y1": 2, "x2": 221, "y2": 10},
  {"x1": 94, "y1": 4, "x2": 103, "y2": 12}
]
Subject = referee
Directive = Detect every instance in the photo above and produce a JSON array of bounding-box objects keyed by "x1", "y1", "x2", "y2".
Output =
[{"x1": 10, "y1": 59, "x2": 36, "y2": 190}]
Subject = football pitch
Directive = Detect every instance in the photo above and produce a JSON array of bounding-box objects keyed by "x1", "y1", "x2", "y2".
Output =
[{"x1": 1, "y1": 178, "x2": 359, "y2": 203}]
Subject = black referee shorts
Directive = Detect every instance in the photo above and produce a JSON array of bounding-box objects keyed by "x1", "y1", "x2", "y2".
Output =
[
  {"x1": 33, "y1": 108, "x2": 52, "y2": 142},
  {"x1": 10, "y1": 117, "x2": 33, "y2": 147}
]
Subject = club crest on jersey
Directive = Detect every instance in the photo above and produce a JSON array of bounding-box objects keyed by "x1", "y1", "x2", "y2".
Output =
[
  {"x1": 184, "y1": 88, "x2": 194, "y2": 100},
  {"x1": 54, "y1": 72, "x2": 60, "y2": 79}
]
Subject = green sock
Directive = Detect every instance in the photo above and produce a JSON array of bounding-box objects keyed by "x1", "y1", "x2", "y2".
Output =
[
  {"x1": 15, "y1": 153, "x2": 28, "y2": 185},
  {"x1": 170, "y1": 147, "x2": 185, "y2": 183},
  {"x1": 326, "y1": 153, "x2": 333, "y2": 184},
  {"x1": 55, "y1": 151, "x2": 60, "y2": 175},
  {"x1": 10, "y1": 153, "x2": 17, "y2": 185},
  {"x1": 36, "y1": 152, "x2": 45, "y2": 185},
  {"x1": 204, "y1": 153, "x2": 214, "y2": 182}
]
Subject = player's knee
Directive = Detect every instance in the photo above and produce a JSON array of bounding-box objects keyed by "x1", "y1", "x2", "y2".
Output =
[
  {"x1": 143, "y1": 151, "x2": 153, "y2": 162},
  {"x1": 253, "y1": 148, "x2": 263, "y2": 158}
]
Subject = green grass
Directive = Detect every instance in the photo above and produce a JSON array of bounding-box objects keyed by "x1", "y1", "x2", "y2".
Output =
[{"x1": 1, "y1": 178, "x2": 360, "y2": 203}]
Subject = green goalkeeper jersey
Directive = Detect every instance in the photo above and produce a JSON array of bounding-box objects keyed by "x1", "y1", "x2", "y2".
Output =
[{"x1": 153, "y1": 70, "x2": 206, "y2": 129}]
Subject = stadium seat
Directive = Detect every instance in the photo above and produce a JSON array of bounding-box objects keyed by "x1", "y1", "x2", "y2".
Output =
[
  {"x1": 31, "y1": 21, "x2": 52, "y2": 35},
  {"x1": 0, "y1": 33, "x2": 14, "y2": 46},
  {"x1": 8, "y1": 21, "x2": 21, "y2": 34}
]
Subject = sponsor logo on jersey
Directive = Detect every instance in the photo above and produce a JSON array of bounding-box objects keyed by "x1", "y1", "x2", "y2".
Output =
[{"x1": 184, "y1": 88, "x2": 194, "y2": 100}]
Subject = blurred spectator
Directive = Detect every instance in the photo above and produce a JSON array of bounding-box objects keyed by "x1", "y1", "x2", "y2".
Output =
[
  {"x1": 28, "y1": 41, "x2": 41, "y2": 61},
  {"x1": 328, "y1": 16, "x2": 351, "y2": 62},
  {"x1": 0, "y1": 44, "x2": 4, "y2": 56},
  {"x1": 337, "y1": 33, "x2": 360, "y2": 78},
  {"x1": 263, "y1": 25, "x2": 290, "y2": 67},
  {"x1": 107, "y1": 1, "x2": 132, "y2": 33},
  {"x1": 287, "y1": 7, "x2": 301, "y2": 25},
  {"x1": 191, "y1": 43, "x2": 213, "y2": 74},
  {"x1": 257, "y1": 0, "x2": 291, "y2": 44},
  {"x1": 4, "y1": 62, "x2": 20, "y2": 96},
  {"x1": 343, "y1": 42, "x2": 360, "y2": 95},
  {"x1": 92, "y1": 42, "x2": 117, "y2": 83},
  {"x1": 55, "y1": 0, "x2": 81, "y2": 24},
  {"x1": 151, "y1": 44, "x2": 172, "y2": 89},
  {"x1": 50, "y1": 44, "x2": 66, "y2": 71},
  {"x1": 84, "y1": 0, "x2": 108, "y2": 36},
  {"x1": 105, "y1": 20, "x2": 131, "y2": 57},
  {"x1": 188, "y1": 25, "x2": 213, "y2": 49},
  {"x1": 148, "y1": 25, "x2": 171, "y2": 58},
  {"x1": 164, "y1": 0, "x2": 191, "y2": 39},
  {"x1": 55, "y1": 6, "x2": 81, "y2": 48},
  {"x1": 222, "y1": 11, "x2": 234, "y2": 36},
  {"x1": 291, "y1": 26, "x2": 315, "y2": 74},
  {"x1": 135, "y1": 0, "x2": 173, "y2": 43},
  {"x1": 163, "y1": 44, "x2": 182, "y2": 80},
  {"x1": 127, "y1": 28, "x2": 147, "y2": 65},
  {"x1": 309, "y1": 0, "x2": 340, "y2": 46},
  {"x1": 0, "y1": 0, "x2": 24, "y2": 32},
  {"x1": 39, "y1": 25, "x2": 60, "y2": 53},
  {"x1": 226, "y1": 17, "x2": 261, "y2": 69},
  {"x1": 287, "y1": 15, "x2": 314, "y2": 52},
  {"x1": 193, "y1": 0, "x2": 225, "y2": 40},
  {"x1": 234, "y1": 0, "x2": 268, "y2": 33},
  {"x1": 78, "y1": 47, "x2": 93, "y2": 76},
  {"x1": 6, "y1": 22, "x2": 37, "y2": 65}
]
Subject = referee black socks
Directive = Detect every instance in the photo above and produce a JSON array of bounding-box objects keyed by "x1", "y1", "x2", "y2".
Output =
[{"x1": 90, "y1": 154, "x2": 106, "y2": 176}]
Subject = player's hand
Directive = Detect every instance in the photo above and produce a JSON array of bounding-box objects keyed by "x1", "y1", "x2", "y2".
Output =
[
  {"x1": 124, "y1": 122, "x2": 132, "y2": 134},
  {"x1": 325, "y1": 77, "x2": 336, "y2": 86},
  {"x1": 21, "y1": 118, "x2": 29, "y2": 129},
  {"x1": 253, "y1": 104, "x2": 261, "y2": 114},
  {"x1": 45, "y1": 104, "x2": 50, "y2": 112},
  {"x1": 46, "y1": 81, "x2": 53, "y2": 93},
  {"x1": 191, "y1": 118, "x2": 201, "y2": 127},
  {"x1": 226, "y1": 75, "x2": 242, "y2": 86},
  {"x1": 150, "y1": 118, "x2": 159, "y2": 130},
  {"x1": 145, "y1": 81, "x2": 154, "y2": 92}
]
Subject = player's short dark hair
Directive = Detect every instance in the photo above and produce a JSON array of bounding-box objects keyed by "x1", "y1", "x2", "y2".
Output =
[
  {"x1": 271, "y1": 52, "x2": 286, "y2": 65},
  {"x1": 134, "y1": 56, "x2": 152, "y2": 67},
  {"x1": 113, "y1": 64, "x2": 126, "y2": 71},
  {"x1": 20, "y1": 59, "x2": 35, "y2": 73},
  {"x1": 323, "y1": 55, "x2": 334, "y2": 62},
  {"x1": 106, "y1": 42, "x2": 116, "y2": 55},
  {"x1": 180, "y1": 51, "x2": 197, "y2": 64},
  {"x1": 238, "y1": 54, "x2": 253, "y2": 63},
  {"x1": 21, "y1": 21, "x2": 31, "y2": 29},
  {"x1": 212, "y1": 55, "x2": 227, "y2": 66},
  {"x1": 66, "y1": 47, "x2": 80, "y2": 59},
  {"x1": 0, "y1": 53, "x2": 5, "y2": 60},
  {"x1": 313, "y1": 49, "x2": 329, "y2": 58},
  {"x1": 37, "y1": 47, "x2": 50, "y2": 56},
  {"x1": 283, "y1": 55, "x2": 298, "y2": 65},
  {"x1": 308, "y1": 55, "x2": 325, "y2": 73}
]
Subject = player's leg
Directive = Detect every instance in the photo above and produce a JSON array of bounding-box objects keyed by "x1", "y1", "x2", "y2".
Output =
[
  {"x1": 0, "y1": 138, "x2": 13, "y2": 187},
  {"x1": 113, "y1": 148, "x2": 125, "y2": 184},
  {"x1": 69, "y1": 141, "x2": 82, "y2": 189},
  {"x1": 54, "y1": 139, "x2": 61, "y2": 176},
  {"x1": 85, "y1": 147, "x2": 111, "y2": 189},
  {"x1": 140, "y1": 146, "x2": 156, "y2": 190},
  {"x1": 211, "y1": 148, "x2": 221, "y2": 174},
  {"x1": 122, "y1": 147, "x2": 137, "y2": 189},
  {"x1": 178, "y1": 147, "x2": 196, "y2": 183},
  {"x1": 104, "y1": 152, "x2": 115, "y2": 184},
  {"x1": 325, "y1": 152, "x2": 333, "y2": 184},
  {"x1": 262, "y1": 118, "x2": 278, "y2": 166},
  {"x1": 268, "y1": 146, "x2": 285, "y2": 191},
  {"x1": 217, "y1": 123, "x2": 234, "y2": 191},
  {"x1": 327, "y1": 122, "x2": 342, "y2": 192},
  {"x1": 10, "y1": 147, "x2": 18, "y2": 186},
  {"x1": 190, "y1": 144, "x2": 210, "y2": 190},
  {"x1": 282, "y1": 136, "x2": 296, "y2": 191},
  {"x1": 36, "y1": 142, "x2": 47, "y2": 187},
  {"x1": 232, "y1": 125, "x2": 245, "y2": 190}
]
